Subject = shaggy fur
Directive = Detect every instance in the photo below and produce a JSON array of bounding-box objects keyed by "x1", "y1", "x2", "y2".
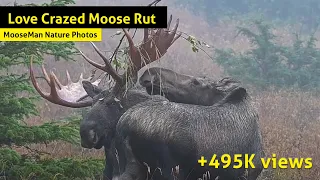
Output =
[
  {"x1": 79, "y1": 68, "x2": 264, "y2": 180},
  {"x1": 115, "y1": 86, "x2": 264, "y2": 180}
]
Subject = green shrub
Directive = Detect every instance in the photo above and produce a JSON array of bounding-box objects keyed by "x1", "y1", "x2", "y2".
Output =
[{"x1": 0, "y1": 1, "x2": 104, "y2": 179}]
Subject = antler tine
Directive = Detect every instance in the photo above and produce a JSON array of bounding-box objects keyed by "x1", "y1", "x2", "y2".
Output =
[
  {"x1": 78, "y1": 43, "x2": 122, "y2": 84},
  {"x1": 89, "y1": 42, "x2": 123, "y2": 84},
  {"x1": 29, "y1": 57, "x2": 92, "y2": 108},
  {"x1": 50, "y1": 71, "x2": 63, "y2": 89},
  {"x1": 170, "y1": 18, "x2": 182, "y2": 45},
  {"x1": 122, "y1": 15, "x2": 181, "y2": 77},
  {"x1": 41, "y1": 64, "x2": 50, "y2": 85},
  {"x1": 167, "y1": 15, "x2": 172, "y2": 30},
  {"x1": 41, "y1": 64, "x2": 63, "y2": 90},
  {"x1": 78, "y1": 49, "x2": 105, "y2": 71},
  {"x1": 66, "y1": 70, "x2": 72, "y2": 85},
  {"x1": 30, "y1": 60, "x2": 51, "y2": 99},
  {"x1": 48, "y1": 71, "x2": 60, "y2": 99},
  {"x1": 30, "y1": 59, "x2": 60, "y2": 102},
  {"x1": 122, "y1": 28, "x2": 140, "y2": 69}
]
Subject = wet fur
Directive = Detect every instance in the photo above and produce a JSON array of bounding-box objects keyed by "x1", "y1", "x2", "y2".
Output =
[{"x1": 115, "y1": 87, "x2": 264, "y2": 180}]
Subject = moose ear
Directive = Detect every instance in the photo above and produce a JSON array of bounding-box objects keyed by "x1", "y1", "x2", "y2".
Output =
[
  {"x1": 222, "y1": 87, "x2": 247, "y2": 104},
  {"x1": 83, "y1": 81, "x2": 103, "y2": 98}
]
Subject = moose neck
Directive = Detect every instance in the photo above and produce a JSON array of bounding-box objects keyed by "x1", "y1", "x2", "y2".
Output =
[{"x1": 119, "y1": 88, "x2": 167, "y2": 111}]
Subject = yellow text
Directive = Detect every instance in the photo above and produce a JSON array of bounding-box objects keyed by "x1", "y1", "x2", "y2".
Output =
[
  {"x1": 134, "y1": 13, "x2": 156, "y2": 24},
  {"x1": 41, "y1": 13, "x2": 85, "y2": 24},
  {"x1": 88, "y1": 13, "x2": 130, "y2": 24},
  {"x1": 8, "y1": 13, "x2": 38, "y2": 24}
]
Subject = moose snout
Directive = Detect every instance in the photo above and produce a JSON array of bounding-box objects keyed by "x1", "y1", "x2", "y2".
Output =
[
  {"x1": 82, "y1": 130, "x2": 98, "y2": 148},
  {"x1": 80, "y1": 125, "x2": 99, "y2": 149}
]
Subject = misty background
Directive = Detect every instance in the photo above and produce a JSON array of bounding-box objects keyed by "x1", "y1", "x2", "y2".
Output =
[{"x1": 1, "y1": 0, "x2": 320, "y2": 179}]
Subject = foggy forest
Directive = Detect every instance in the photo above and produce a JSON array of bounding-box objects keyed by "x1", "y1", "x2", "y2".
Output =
[{"x1": 0, "y1": 0, "x2": 320, "y2": 179}]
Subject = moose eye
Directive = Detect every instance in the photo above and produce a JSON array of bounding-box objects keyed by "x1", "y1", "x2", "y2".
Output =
[{"x1": 192, "y1": 78, "x2": 200, "y2": 85}]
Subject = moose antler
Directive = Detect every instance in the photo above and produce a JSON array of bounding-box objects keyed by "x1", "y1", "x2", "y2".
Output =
[
  {"x1": 78, "y1": 15, "x2": 181, "y2": 89},
  {"x1": 123, "y1": 15, "x2": 181, "y2": 74},
  {"x1": 29, "y1": 14, "x2": 181, "y2": 108},
  {"x1": 77, "y1": 42, "x2": 123, "y2": 84},
  {"x1": 29, "y1": 57, "x2": 101, "y2": 108}
]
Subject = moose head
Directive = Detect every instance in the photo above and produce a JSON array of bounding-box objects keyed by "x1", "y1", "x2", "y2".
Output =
[{"x1": 29, "y1": 15, "x2": 182, "y2": 149}]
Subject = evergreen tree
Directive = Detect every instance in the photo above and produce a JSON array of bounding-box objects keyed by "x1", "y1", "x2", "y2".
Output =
[
  {"x1": 215, "y1": 20, "x2": 320, "y2": 90},
  {"x1": 0, "y1": 1, "x2": 104, "y2": 179}
]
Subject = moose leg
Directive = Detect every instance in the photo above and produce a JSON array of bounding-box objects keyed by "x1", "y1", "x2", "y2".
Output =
[
  {"x1": 117, "y1": 161, "x2": 147, "y2": 180},
  {"x1": 116, "y1": 137, "x2": 148, "y2": 180},
  {"x1": 152, "y1": 145, "x2": 182, "y2": 180},
  {"x1": 130, "y1": 141, "x2": 168, "y2": 180},
  {"x1": 103, "y1": 158, "x2": 113, "y2": 180},
  {"x1": 247, "y1": 150, "x2": 264, "y2": 180},
  {"x1": 103, "y1": 142, "x2": 115, "y2": 180}
]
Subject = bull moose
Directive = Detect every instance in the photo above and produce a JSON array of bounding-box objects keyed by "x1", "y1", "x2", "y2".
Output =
[
  {"x1": 30, "y1": 15, "x2": 182, "y2": 179},
  {"x1": 29, "y1": 13, "x2": 264, "y2": 180},
  {"x1": 115, "y1": 75, "x2": 264, "y2": 180}
]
